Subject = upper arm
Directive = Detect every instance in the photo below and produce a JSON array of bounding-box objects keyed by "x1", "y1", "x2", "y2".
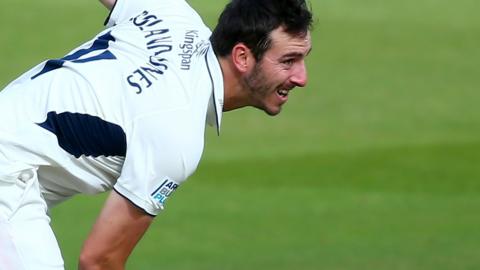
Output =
[
  {"x1": 114, "y1": 111, "x2": 200, "y2": 216},
  {"x1": 99, "y1": 0, "x2": 117, "y2": 10},
  {"x1": 79, "y1": 190, "x2": 154, "y2": 269}
]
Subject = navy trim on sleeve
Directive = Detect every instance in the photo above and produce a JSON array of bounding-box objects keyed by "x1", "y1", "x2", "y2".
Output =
[{"x1": 113, "y1": 188, "x2": 156, "y2": 217}]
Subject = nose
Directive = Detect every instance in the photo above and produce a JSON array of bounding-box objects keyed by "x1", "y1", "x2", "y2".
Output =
[{"x1": 290, "y1": 61, "x2": 308, "y2": 87}]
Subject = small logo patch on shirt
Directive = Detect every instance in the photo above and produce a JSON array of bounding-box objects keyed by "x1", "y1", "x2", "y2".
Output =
[{"x1": 151, "y1": 179, "x2": 179, "y2": 205}]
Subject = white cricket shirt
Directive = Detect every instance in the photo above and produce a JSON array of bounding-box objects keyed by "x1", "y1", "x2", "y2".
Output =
[{"x1": 0, "y1": 0, "x2": 223, "y2": 216}]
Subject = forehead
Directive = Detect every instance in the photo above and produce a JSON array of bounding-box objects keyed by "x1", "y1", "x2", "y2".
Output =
[{"x1": 267, "y1": 27, "x2": 312, "y2": 57}]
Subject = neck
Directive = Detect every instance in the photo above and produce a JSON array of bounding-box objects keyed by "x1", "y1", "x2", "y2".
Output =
[{"x1": 217, "y1": 57, "x2": 250, "y2": 112}]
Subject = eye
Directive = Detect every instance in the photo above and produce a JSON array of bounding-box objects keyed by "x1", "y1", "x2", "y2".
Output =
[{"x1": 282, "y1": 58, "x2": 295, "y2": 67}]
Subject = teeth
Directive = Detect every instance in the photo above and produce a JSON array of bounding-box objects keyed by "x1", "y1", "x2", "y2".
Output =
[{"x1": 277, "y1": 89, "x2": 288, "y2": 97}]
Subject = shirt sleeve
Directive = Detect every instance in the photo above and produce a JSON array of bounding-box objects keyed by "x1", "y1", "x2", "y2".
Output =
[{"x1": 113, "y1": 109, "x2": 202, "y2": 216}]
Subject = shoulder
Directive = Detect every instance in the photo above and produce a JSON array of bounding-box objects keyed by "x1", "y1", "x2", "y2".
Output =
[
  {"x1": 117, "y1": 108, "x2": 205, "y2": 211},
  {"x1": 106, "y1": 0, "x2": 205, "y2": 27}
]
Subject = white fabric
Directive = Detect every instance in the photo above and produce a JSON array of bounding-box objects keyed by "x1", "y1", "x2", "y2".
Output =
[
  {"x1": 0, "y1": 0, "x2": 223, "y2": 216},
  {"x1": 0, "y1": 168, "x2": 64, "y2": 270},
  {"x1": 0, "y1": 1, "x2": 224, "y2": 268}
]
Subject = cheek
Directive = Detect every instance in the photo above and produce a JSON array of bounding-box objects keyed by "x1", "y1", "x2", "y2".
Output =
[
  {"x1": 253, "y1": 64, "x2": 287, "y2": 90},
  {"x1": 264, "y1": 65, "x2": 286, "y2": 79},
  {"x1": 268, "y1": 70, "x2": 289, "y2": 85}
]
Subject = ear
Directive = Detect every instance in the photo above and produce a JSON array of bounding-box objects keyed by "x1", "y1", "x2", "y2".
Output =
[{"x1": 231, "y1": 43, "x2": 255, "y2": 73}]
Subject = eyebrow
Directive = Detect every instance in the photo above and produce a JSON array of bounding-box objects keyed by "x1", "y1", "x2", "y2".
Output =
[
  {"x1": 306, "y1": 46, "x2": 313, "y2": 55},
  {"x1": 281, "y1": 47, "x2": 313, "y2": 59}
]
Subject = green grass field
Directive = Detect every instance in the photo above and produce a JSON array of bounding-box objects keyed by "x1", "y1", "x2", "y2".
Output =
[{"x1": 1, "y1": 0, "x2": 479, "y2": 269}]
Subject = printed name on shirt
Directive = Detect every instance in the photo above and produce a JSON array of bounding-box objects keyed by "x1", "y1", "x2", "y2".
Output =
[
  {"x1": 127, "y1": 10, "x2": 173, "y2": 94},
  {"x1": 179, "y1": 30, "x2": 199, "y2": 70},
  {"x1": 150, "y1": 179, "x2": 180, "y2": 205}
]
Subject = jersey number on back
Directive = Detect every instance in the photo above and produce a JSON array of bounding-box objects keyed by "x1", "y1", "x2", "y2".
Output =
[{"x1": 31, "y1": 31, "x2": 117, "y2": 79}]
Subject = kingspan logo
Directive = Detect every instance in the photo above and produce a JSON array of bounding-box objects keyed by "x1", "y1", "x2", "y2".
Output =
[{"x1": 179, "y1": 30, "x2": 199, "y2": 70}]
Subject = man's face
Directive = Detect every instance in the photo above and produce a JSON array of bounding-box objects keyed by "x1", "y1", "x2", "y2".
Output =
[{"x1": 244, "y1": 27, "x2": 312, "y2": 116}]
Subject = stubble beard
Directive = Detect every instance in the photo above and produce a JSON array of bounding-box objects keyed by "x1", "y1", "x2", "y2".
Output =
[{"x1": 243, "y1": 63, "x2": 280, "y2": 116}]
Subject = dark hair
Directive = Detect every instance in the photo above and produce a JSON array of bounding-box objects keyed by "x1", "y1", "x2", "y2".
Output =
[{"x1": 210, "y1": 0, "x2": 313, "y2": 61}]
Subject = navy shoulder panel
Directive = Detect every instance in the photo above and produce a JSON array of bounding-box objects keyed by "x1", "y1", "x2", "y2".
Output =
[{"x1": 38, "y1": 111, "x2": 127, "y2": 158}]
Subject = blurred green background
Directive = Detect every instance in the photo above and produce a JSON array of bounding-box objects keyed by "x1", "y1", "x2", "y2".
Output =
[{"x1": 1, "y1": 0, "x2": 479, "y2": 269}]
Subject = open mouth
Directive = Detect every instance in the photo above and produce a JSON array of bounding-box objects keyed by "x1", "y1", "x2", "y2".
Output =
[{"x1": 277, "y1": 89, "x2": 289, "y2": 98}]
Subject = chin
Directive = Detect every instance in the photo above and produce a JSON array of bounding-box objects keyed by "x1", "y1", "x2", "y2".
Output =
[
  {"x1": 252, "y1": 102, "x2": 283, "y2": 116},
  {"x1": 263, "y1": 106, "x2": 282, "y2": 116}
]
